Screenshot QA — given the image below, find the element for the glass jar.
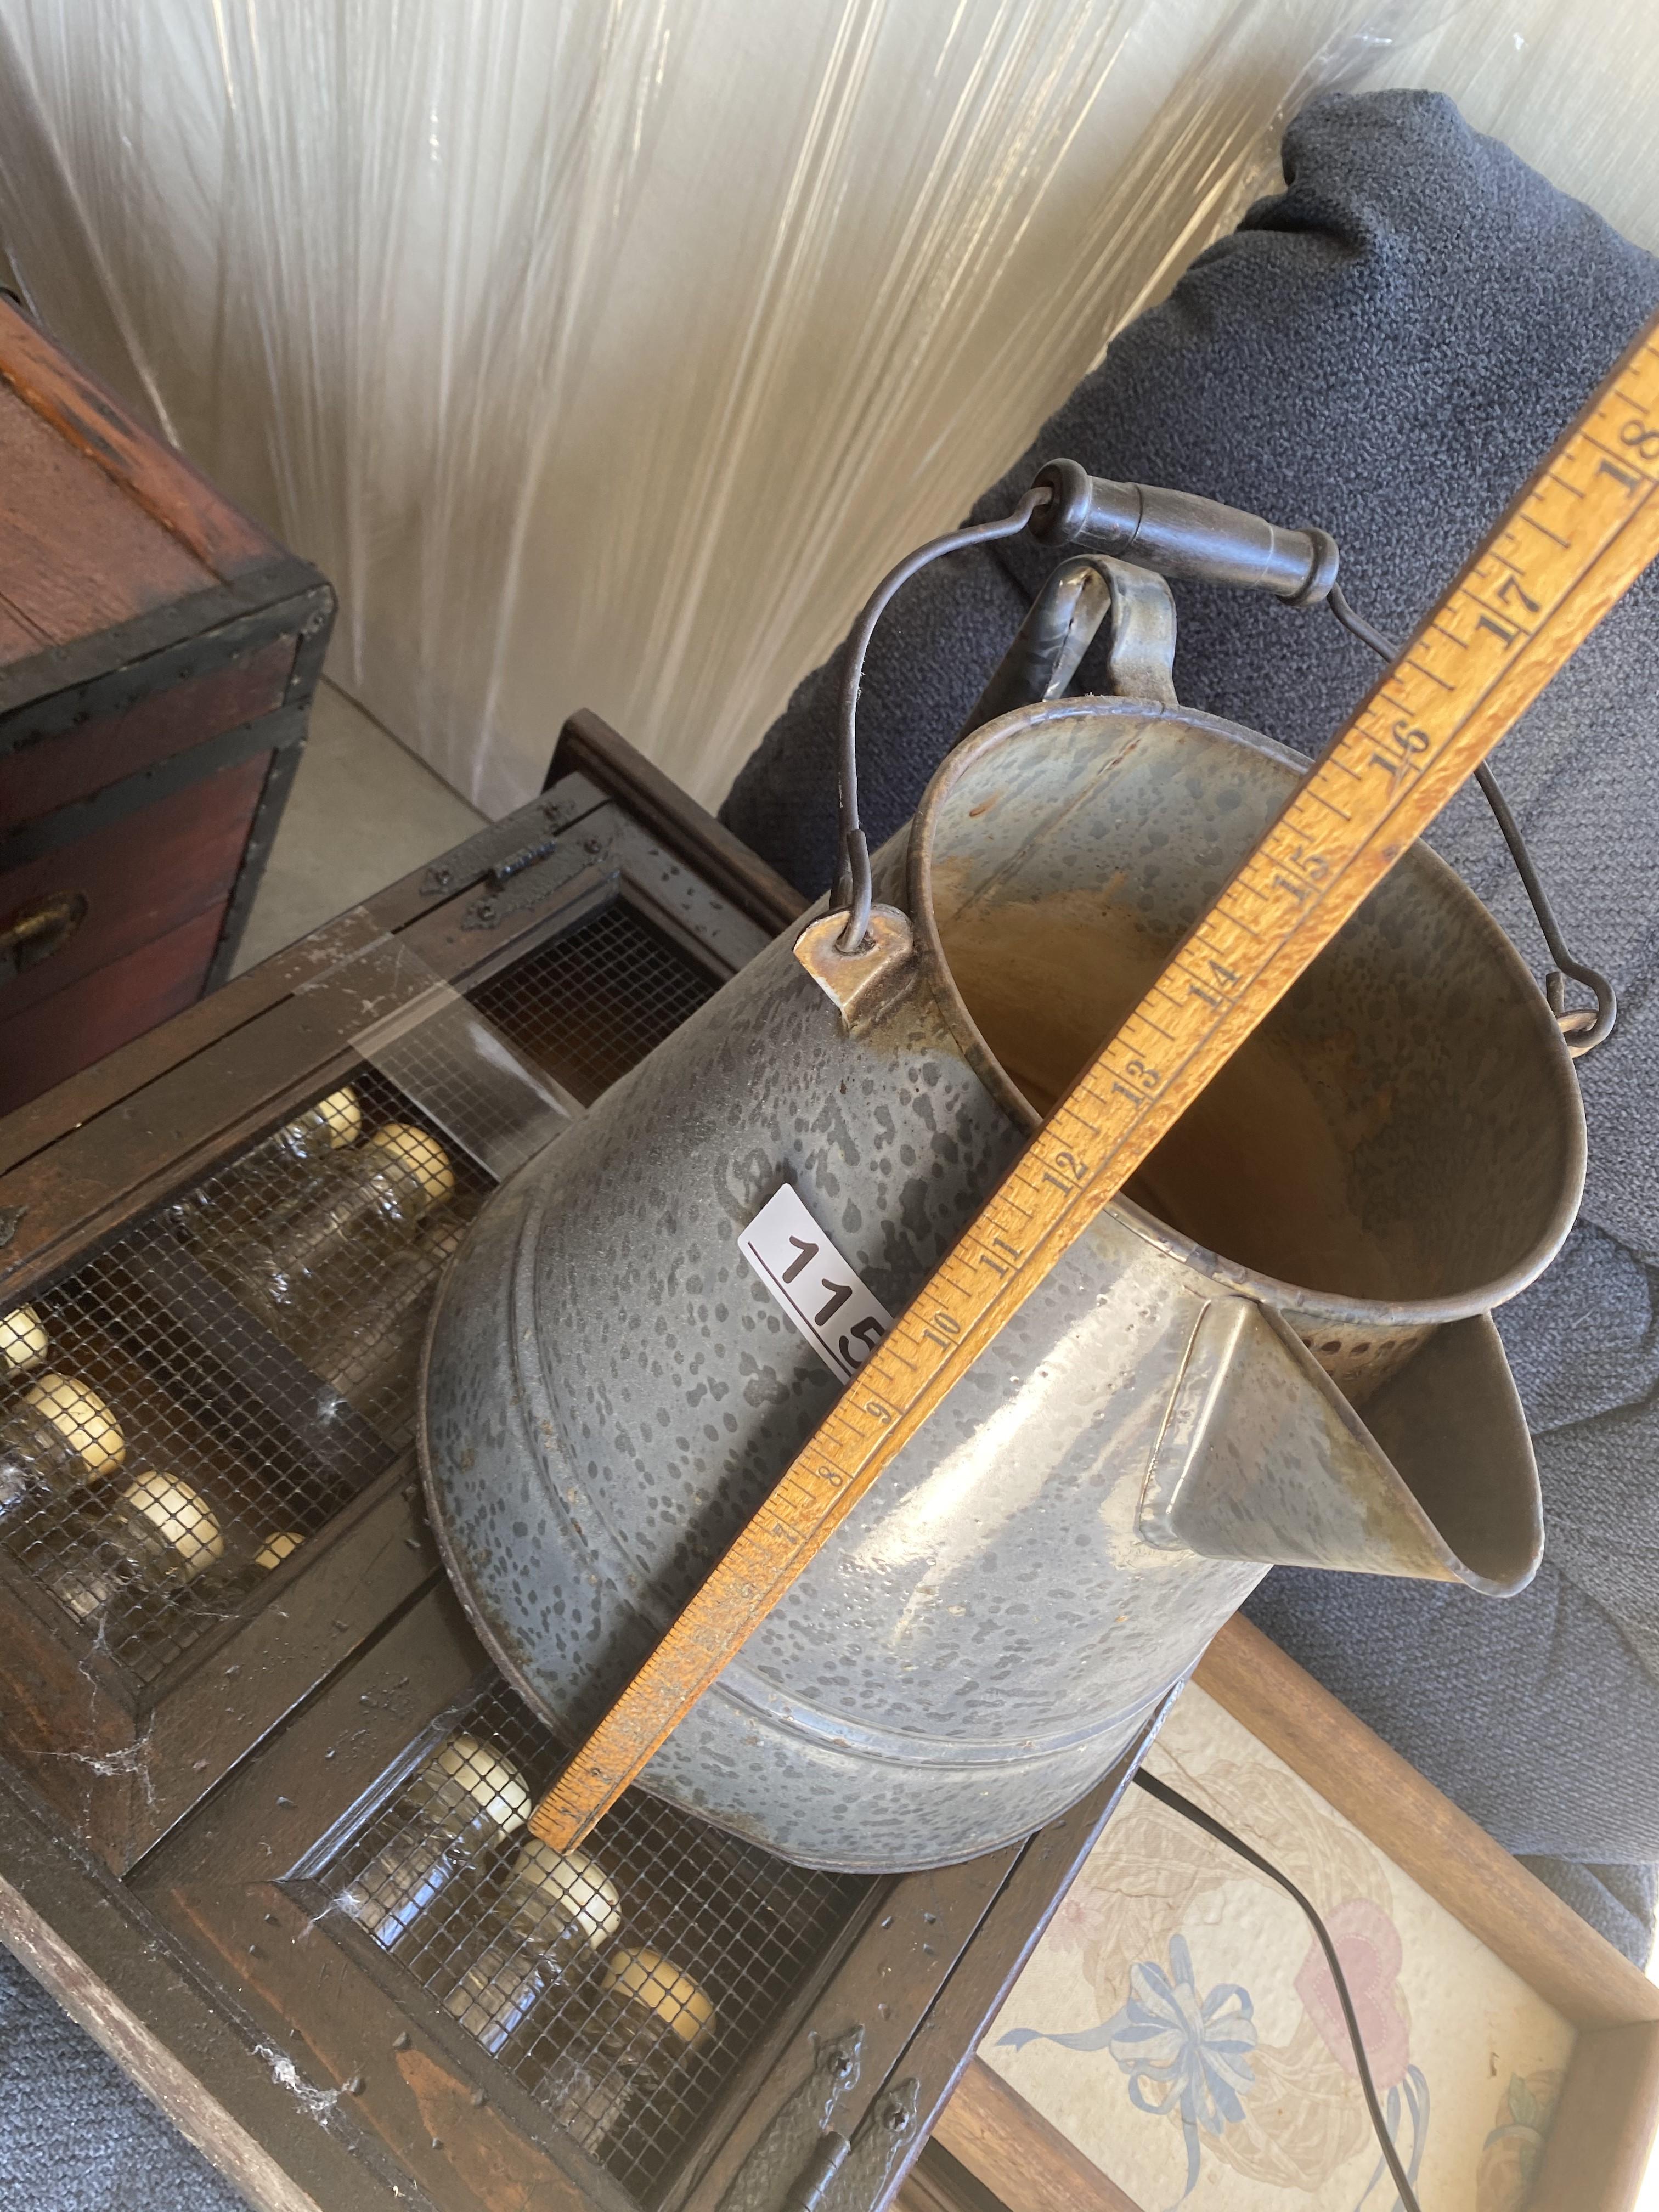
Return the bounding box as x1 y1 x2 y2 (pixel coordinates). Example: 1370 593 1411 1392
444 1841 621 2057
172 1086 363 1239
194 1527 306 1610
0 1373 125 1523
536 1947 715 2151
307 1216 465 1438
46 1472 223 1624
0 1306 48 1383
337 1732 529 1951
206 1123 456 1340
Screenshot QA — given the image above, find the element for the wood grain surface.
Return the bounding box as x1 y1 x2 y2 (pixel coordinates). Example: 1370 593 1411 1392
0 385 216 657
932 2060 1141 2212
1530 2020 1659 2212
0 294 275 580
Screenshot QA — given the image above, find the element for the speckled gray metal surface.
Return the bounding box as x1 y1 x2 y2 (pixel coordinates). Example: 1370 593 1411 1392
420 697 1581 1872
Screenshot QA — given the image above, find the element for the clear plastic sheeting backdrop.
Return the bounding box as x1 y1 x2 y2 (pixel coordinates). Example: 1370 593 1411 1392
1 0 1657 819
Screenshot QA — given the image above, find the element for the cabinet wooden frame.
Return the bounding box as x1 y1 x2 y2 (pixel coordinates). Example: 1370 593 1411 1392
125 1570 1164 2212
0 745 770 1874
0 712 1157 2212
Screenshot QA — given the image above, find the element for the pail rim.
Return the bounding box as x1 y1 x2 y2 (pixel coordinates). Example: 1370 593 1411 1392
906 694 1585 1331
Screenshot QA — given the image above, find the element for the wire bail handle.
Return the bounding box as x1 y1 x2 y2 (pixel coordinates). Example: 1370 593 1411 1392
826 458 1611 1052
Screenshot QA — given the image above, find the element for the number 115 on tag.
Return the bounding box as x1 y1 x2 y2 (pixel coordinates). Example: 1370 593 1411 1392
737 1184 895 1386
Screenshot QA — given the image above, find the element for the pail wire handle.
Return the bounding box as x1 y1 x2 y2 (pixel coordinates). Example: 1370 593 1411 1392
833 489 1048 953
833 466 1613 1053
1329 584 1616 1054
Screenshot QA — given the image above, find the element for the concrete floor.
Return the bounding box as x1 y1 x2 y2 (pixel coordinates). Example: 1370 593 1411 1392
233 678 487 975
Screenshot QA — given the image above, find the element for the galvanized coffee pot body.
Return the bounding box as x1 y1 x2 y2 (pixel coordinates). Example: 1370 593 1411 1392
421 692 1583 1872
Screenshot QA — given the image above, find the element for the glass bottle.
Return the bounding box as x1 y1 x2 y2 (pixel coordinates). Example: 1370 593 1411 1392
0 1373 125 1523
307 1216 465 1440
172 1086 363 1238
206 1122 456 1339
444 1841 621 2057
536 1947 716 2152
45 1471 223 1624
0 1305 47 1382
337 1732 529 1951
194 1527 307 1610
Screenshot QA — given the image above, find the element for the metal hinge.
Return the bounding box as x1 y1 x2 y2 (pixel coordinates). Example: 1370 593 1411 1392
781 2079 921 2212
716 2032 921 2212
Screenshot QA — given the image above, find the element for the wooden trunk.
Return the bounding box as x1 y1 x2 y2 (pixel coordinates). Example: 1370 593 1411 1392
0 295 334 1114
0 713 1139 2212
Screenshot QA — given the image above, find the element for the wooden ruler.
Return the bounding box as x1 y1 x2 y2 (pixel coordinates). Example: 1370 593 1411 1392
528 312 1659 1854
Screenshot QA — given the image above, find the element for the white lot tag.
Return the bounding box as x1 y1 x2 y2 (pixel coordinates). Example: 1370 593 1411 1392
738 1184 895 1385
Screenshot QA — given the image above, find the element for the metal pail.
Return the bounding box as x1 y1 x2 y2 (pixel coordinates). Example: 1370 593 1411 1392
420 694 1583 1871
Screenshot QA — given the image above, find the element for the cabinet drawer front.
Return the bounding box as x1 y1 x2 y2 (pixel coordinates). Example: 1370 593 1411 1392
0 638 296 826
0 901 231 1112
0 746 269 1023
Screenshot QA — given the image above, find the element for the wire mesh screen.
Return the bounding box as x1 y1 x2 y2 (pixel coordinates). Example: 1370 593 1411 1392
0 895 721 1690
469 901 719 1102
314 1681 870 2203
0 1069 492 1684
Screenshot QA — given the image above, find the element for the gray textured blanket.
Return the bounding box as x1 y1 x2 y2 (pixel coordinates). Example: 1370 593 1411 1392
724 89 1659 1964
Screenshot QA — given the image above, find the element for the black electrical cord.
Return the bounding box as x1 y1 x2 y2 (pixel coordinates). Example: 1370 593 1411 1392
1133 1767 1424 2212
1327 582 1615 1052
833 488 1048 953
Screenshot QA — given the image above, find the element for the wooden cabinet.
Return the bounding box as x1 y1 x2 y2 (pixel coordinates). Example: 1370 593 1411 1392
0 296 333 1113
0 714 1141 2212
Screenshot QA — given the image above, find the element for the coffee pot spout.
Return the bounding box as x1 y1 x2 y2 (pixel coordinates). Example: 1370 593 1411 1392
1137 1299 1542 1595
